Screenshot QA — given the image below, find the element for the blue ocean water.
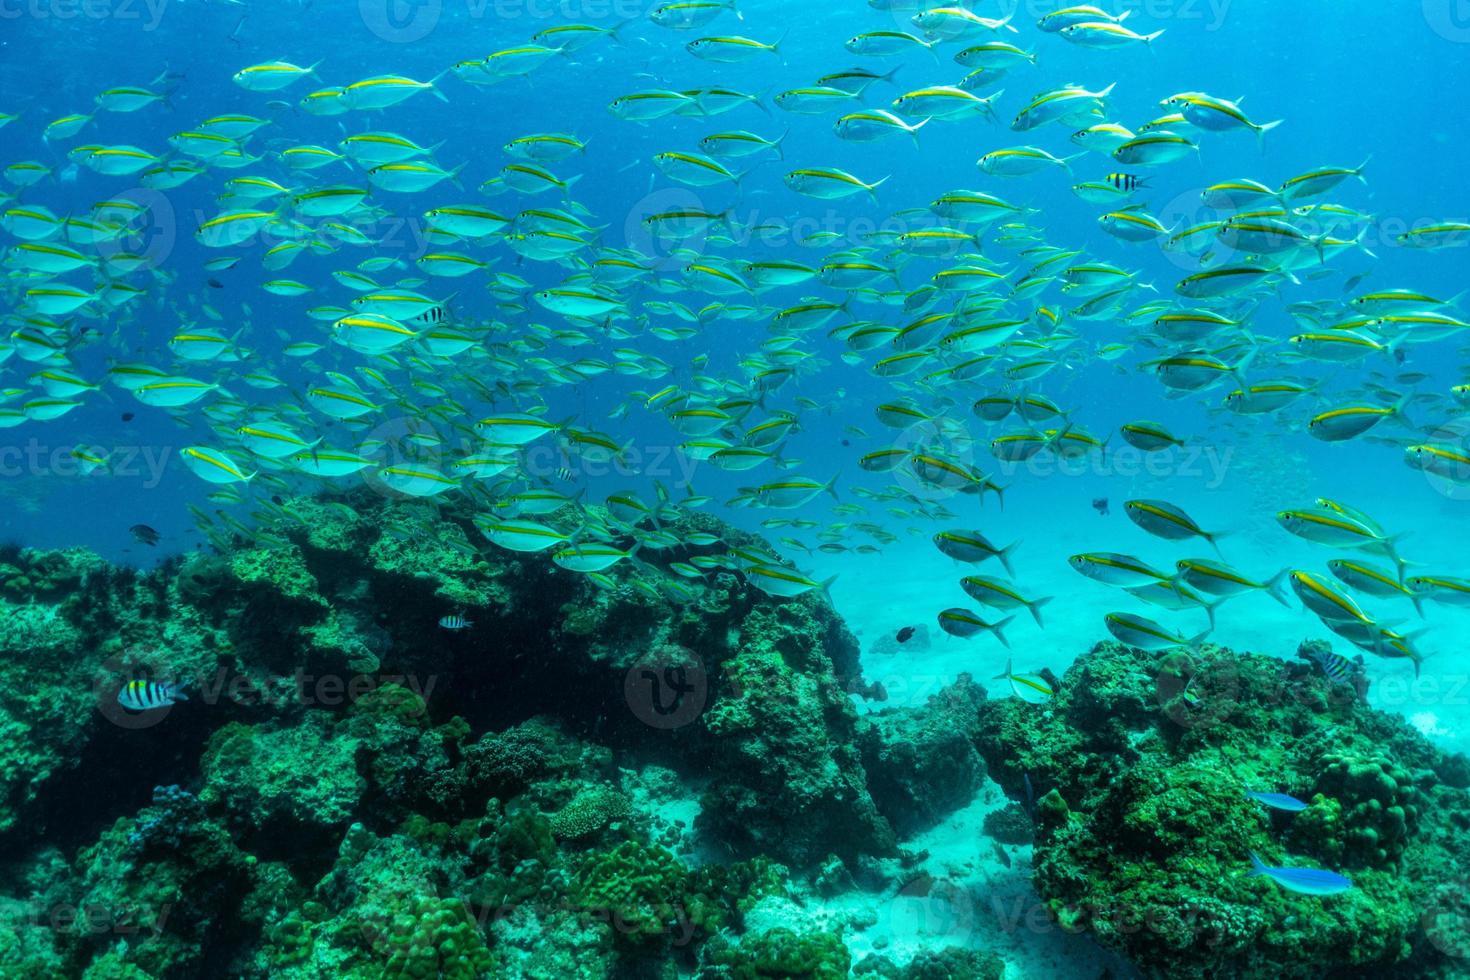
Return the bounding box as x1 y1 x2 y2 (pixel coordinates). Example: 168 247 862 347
4 1 1468 735
4 3 1470 974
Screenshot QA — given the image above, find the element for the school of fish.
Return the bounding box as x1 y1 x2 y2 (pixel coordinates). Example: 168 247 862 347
4 2 1470 769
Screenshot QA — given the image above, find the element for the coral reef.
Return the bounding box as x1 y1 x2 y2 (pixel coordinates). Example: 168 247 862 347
973 640 1470 979
0 492 920 978
6 491 1469 979
856 675 988 837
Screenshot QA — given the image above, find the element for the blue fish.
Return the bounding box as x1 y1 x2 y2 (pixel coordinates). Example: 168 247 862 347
1248 853 1352 896
118 680 187 712
1247 791 1309 811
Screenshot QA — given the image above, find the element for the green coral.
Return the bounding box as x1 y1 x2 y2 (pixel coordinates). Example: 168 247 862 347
698 926 850 980
372 895 494 979
570 840 719 948
700 605 897 866
0 495 916 978
972 640 1470 978
855 946 1005 980
228 543 327 607
548 784 631 840
200 715 364 838
856 675 987 836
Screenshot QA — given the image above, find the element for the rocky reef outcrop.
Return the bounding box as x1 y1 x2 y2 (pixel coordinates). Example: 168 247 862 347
973 640 1470 979
0 492 988 978
6 492 1469 979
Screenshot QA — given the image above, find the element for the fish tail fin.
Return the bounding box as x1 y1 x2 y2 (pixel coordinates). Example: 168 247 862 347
1382 532 1411 583
1229 347 1257 390
909 117 931 149
998 539 1020 576
1060 152 1085 174
1255 118 1283 150
881 65 902 84
993 658 1013 681
819 573 839 595
866 175 891 203
607 18 635 44
1265 568 1292 608
1411 591 1426 619
1247 852 1268 877
1352 225 1377 261
993 616 1016 648
825 470 842 500
987 481 1008 512
773 127 790 160
1144 29 1165 45
429 70 450 102
1187 627 1212 650
981 90 1004 124
1029 596 1053 629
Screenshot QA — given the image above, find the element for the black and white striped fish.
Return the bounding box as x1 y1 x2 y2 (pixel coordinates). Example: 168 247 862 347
409 305 450 326
118 680 187 711
438 613 473 630
1306 648 1363 685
